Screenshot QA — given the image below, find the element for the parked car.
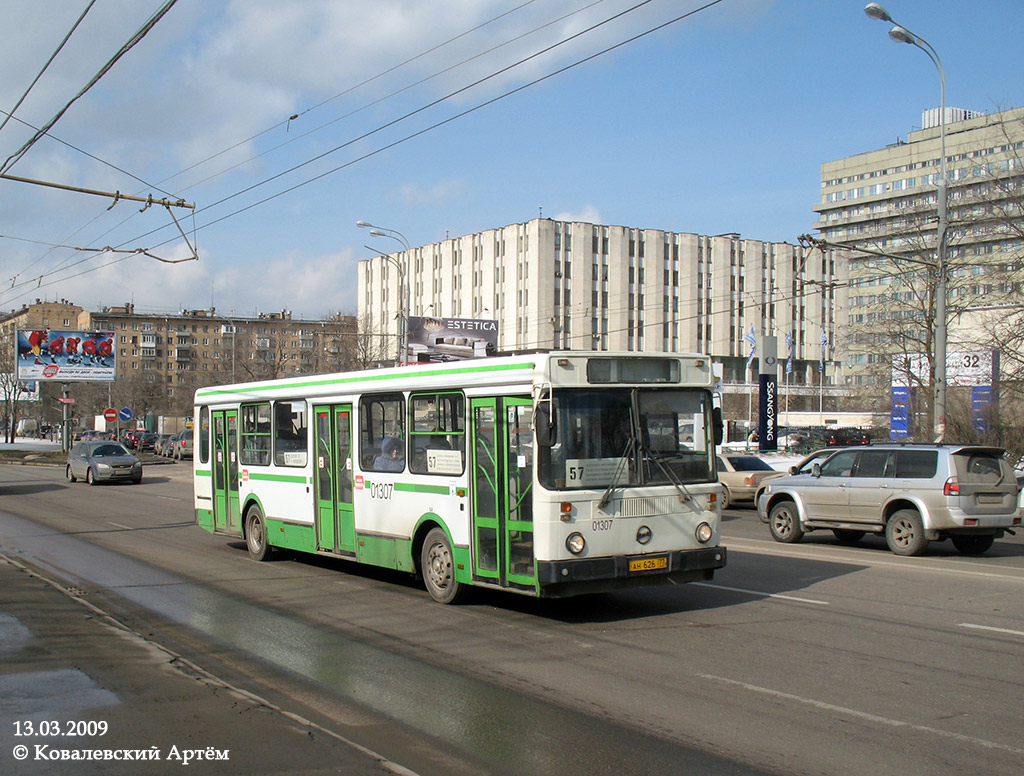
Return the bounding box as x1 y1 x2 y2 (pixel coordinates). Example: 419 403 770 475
136 432 159 452
154 433 172 456
163 432 181 457
825 428 872 446
173 428 194 460
758 444 1022 556
66 440 142 485
121 429 142 449
716 454 786 510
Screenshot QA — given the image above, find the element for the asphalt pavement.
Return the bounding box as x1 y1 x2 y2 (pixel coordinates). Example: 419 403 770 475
0 518 404 776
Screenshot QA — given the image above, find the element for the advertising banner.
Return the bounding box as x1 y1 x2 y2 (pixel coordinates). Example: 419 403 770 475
16 330 116 382
890 386 912 440
758 335 778 452
407 317 498 362
971 386 995 434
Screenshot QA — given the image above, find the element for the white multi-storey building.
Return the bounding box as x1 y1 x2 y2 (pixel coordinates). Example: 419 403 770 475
813 106 1024 388
357 218 845 388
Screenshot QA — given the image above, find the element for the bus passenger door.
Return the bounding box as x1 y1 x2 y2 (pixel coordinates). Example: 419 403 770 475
504 399 535 587
470 399 501 582
470 397 536 590
212 410 240 534
314 404 355 555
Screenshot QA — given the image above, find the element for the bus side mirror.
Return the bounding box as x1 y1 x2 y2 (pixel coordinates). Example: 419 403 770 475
712 406 724 447
535 404 556 447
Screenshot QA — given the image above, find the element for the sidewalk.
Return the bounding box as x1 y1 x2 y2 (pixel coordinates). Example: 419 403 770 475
0 555 398 775
0 437 63 452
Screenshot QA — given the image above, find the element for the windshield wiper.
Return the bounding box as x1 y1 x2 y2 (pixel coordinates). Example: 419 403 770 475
598 434 636 511
640 445 698 509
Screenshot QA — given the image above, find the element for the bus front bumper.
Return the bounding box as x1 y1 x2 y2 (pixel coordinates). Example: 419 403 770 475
535 546 727 598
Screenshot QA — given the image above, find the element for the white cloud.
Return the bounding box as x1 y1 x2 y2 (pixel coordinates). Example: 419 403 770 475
553 205 602 224
32 245 362 320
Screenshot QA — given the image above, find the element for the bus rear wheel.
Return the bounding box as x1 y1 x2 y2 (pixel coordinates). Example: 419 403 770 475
421 527 466 604
245 505 276 561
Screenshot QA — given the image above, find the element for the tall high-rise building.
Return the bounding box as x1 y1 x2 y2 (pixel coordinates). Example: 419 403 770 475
357 219 844 387
813 106 1024 388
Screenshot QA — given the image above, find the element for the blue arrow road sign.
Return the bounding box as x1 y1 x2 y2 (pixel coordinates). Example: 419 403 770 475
118 407 133 422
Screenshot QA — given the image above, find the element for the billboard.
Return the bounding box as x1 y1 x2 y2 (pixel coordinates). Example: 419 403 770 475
891 351 998 387
16 329 116 382
407 317 498 362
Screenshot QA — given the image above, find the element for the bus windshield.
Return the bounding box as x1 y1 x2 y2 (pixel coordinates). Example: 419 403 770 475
537 388 715 490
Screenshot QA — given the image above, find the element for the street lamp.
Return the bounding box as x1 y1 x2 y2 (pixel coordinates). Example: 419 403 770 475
865 2 948 441
357 221 412 366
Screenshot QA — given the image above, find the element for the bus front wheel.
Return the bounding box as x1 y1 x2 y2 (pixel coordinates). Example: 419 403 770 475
421 527 466 604
245 505 276 562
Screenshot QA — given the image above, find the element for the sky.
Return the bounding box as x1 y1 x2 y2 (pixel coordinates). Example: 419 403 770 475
2 0 1023 321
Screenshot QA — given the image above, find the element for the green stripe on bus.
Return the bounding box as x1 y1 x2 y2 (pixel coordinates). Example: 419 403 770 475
195 359 535 399
362 480 451 496
247 471 308 484
396 482 450 495
196 469 212 478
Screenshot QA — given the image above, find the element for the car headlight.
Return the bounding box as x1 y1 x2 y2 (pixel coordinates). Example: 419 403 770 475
565 532 586 555
695 522 713 544
96 463 111 472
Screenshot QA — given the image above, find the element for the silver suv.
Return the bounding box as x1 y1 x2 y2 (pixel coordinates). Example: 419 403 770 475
758 444 1021 556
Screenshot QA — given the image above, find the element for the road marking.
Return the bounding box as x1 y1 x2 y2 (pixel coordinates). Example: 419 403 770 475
701 673 1024 755
692 582 829 605
108 522 132 530
959 622 1024 638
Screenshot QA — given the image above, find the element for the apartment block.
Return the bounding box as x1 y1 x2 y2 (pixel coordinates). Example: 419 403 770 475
1 300 357 406
357 218 845 386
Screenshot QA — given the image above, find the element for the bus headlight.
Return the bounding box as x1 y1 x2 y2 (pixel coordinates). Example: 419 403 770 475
566 532 586 555
695 522 713 544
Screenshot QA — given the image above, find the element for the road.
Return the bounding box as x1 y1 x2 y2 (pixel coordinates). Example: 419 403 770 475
1 461 1022 775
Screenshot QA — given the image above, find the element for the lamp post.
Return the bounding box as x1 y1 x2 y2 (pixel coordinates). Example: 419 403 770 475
357 221 412 367
865 2 948 441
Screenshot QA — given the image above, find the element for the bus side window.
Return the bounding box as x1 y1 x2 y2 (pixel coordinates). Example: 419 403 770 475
273 400 308 466
360 394 405 472
240 402 272 466
409 391 465 475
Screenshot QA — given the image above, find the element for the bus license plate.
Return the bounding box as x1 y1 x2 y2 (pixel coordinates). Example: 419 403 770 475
629 556 668 573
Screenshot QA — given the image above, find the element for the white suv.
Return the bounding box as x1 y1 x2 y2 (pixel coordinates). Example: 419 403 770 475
757 444 1021 556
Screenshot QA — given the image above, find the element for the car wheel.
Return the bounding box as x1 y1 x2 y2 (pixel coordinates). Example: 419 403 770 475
832 529 865 545
86 468 97 486
66 465 77 483
885 509 928 556
951 534 994 555
768 501 803 544
245 505 276 561
720 486 731 511
420 527 467 604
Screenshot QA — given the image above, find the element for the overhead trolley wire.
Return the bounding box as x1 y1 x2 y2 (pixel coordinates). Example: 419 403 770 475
174 0 610 195
0 0 560 301
157 0 547 191
4 0 726 304
1 0 180 174
0 0 97 142
141 0 724 247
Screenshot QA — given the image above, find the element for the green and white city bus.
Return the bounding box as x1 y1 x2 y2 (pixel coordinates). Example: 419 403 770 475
193 351 726 603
